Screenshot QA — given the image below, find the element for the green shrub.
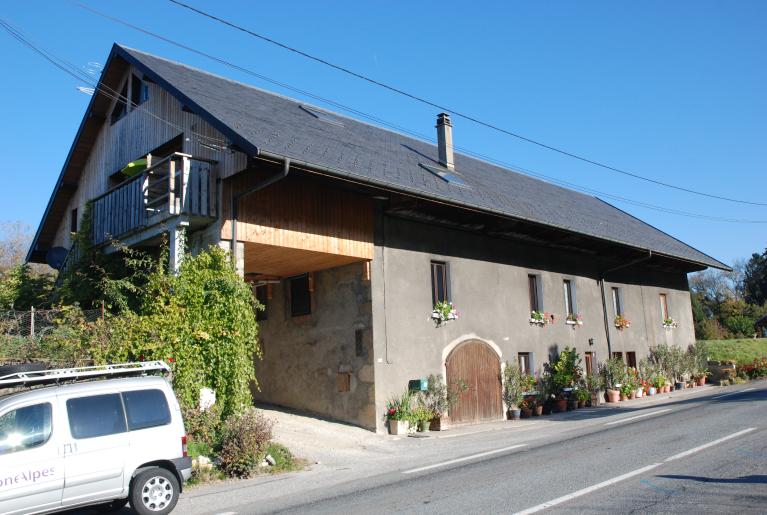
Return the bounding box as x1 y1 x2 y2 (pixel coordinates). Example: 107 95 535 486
218 408 273 478
266 442 303 473
182 404 222 451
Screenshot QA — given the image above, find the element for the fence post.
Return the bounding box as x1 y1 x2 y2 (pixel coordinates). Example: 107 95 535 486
30 306 35 338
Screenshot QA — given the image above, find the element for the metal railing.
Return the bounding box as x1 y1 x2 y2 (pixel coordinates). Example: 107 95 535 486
91 153 216 246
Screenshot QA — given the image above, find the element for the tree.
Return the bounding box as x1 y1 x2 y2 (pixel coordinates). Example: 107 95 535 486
0 264 54 310
743 248 767 306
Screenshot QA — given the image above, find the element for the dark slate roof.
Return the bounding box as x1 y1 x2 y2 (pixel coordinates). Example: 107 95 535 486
112 46 728 269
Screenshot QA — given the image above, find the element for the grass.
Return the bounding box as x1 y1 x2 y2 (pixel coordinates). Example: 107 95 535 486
699 338 767 365
265 442 305 474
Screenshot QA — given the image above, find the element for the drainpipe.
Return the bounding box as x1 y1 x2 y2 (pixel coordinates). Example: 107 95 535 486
230 154 291 269
599 250 653 358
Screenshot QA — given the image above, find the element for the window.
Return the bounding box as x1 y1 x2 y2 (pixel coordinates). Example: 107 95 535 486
0 403 52 455
612 352 624 361
122 389 171 431
659 294 669 320
130 74 149 107
66 394 126 439
584 352 595 375
255 285 268 322
626 352 637 369
70 208 78 234
110 80 128 124
431 261 451 305
289 274 311 317
612 287 623 316
518 352 533 375
528 274 542 312
563 280 575 316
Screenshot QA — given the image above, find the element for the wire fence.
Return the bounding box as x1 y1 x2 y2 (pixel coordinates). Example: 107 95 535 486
0 307 104 338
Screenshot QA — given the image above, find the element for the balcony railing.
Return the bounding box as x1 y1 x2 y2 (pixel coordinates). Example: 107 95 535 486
91 153 216 246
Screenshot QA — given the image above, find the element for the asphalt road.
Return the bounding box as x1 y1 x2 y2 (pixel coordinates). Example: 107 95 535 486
75 381 766 515
219 382 767 514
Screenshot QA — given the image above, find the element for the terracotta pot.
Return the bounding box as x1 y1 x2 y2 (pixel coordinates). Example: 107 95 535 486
534 405 543 416
521 408 533 419
554 399 568 412
429 416 447 431
697 376 706 386
620 393 629 401
629 391 636 400
606 390 620 403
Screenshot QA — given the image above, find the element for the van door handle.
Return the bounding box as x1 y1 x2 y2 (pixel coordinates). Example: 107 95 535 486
64 443 77 455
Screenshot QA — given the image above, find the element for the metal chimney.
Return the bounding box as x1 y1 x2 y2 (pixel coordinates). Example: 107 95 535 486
436 113 455 170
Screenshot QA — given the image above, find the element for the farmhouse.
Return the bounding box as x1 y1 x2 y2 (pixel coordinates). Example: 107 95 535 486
28 45 729 432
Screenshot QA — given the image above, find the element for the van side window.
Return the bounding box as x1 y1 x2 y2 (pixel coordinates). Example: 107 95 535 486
0 403 52 455
122 389 171 431
66 394 127 439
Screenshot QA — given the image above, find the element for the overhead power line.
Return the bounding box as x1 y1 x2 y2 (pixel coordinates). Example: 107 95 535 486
166 0 767 208
4 15 766 224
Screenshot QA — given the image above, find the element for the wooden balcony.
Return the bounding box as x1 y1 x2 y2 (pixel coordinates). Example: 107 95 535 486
90 153 216 248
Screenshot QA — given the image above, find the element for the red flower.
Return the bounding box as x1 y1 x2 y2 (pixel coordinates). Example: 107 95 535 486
167 357 175 363
139 355 145 362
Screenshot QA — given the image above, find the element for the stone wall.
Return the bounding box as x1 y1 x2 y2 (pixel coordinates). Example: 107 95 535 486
252 262 376 429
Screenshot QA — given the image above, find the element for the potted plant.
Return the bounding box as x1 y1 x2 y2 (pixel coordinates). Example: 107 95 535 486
600 357 626 403
410 405 433 433
529 310 552 326
662 317 678 329
533 392 545 416
614 314 631 330
417 374 467 431
520 399 534 418
385 392 411 435
432 301 459 326
585 371 603 407
503 362 525 420
575 387 590 408
619 382 633 401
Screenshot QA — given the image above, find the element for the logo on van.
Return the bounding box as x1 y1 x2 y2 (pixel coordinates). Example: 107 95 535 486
0 467 56 489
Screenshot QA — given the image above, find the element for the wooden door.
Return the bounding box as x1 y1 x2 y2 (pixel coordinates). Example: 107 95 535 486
446 340 503 424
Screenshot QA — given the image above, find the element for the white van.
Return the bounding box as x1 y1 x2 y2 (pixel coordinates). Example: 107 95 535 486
0 362 191 515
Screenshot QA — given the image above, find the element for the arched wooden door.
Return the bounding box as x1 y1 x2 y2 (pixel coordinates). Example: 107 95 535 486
446 340 503 424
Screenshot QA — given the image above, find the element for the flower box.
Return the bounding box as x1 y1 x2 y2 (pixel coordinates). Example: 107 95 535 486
662 317 678 329
388 419 409 435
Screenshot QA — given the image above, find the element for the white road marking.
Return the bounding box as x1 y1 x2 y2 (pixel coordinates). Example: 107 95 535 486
401 444 526 474
604 408 672 426
712 387 756 400
437 422 539 439
513 463 662 514
665 427 757 462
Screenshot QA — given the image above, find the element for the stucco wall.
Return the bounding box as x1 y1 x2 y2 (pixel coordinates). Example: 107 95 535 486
252 262 376 429
371 215 695 432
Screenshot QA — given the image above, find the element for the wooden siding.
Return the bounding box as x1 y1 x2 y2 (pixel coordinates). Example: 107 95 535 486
222 174 374 261
51 65 247 249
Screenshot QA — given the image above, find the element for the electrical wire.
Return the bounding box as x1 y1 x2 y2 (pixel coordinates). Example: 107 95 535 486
3 16 766 224
166 0 767 208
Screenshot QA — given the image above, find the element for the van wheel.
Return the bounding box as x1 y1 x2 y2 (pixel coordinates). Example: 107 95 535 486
130 468 179 515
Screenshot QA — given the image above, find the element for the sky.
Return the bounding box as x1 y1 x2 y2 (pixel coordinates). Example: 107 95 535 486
1 1 765 267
